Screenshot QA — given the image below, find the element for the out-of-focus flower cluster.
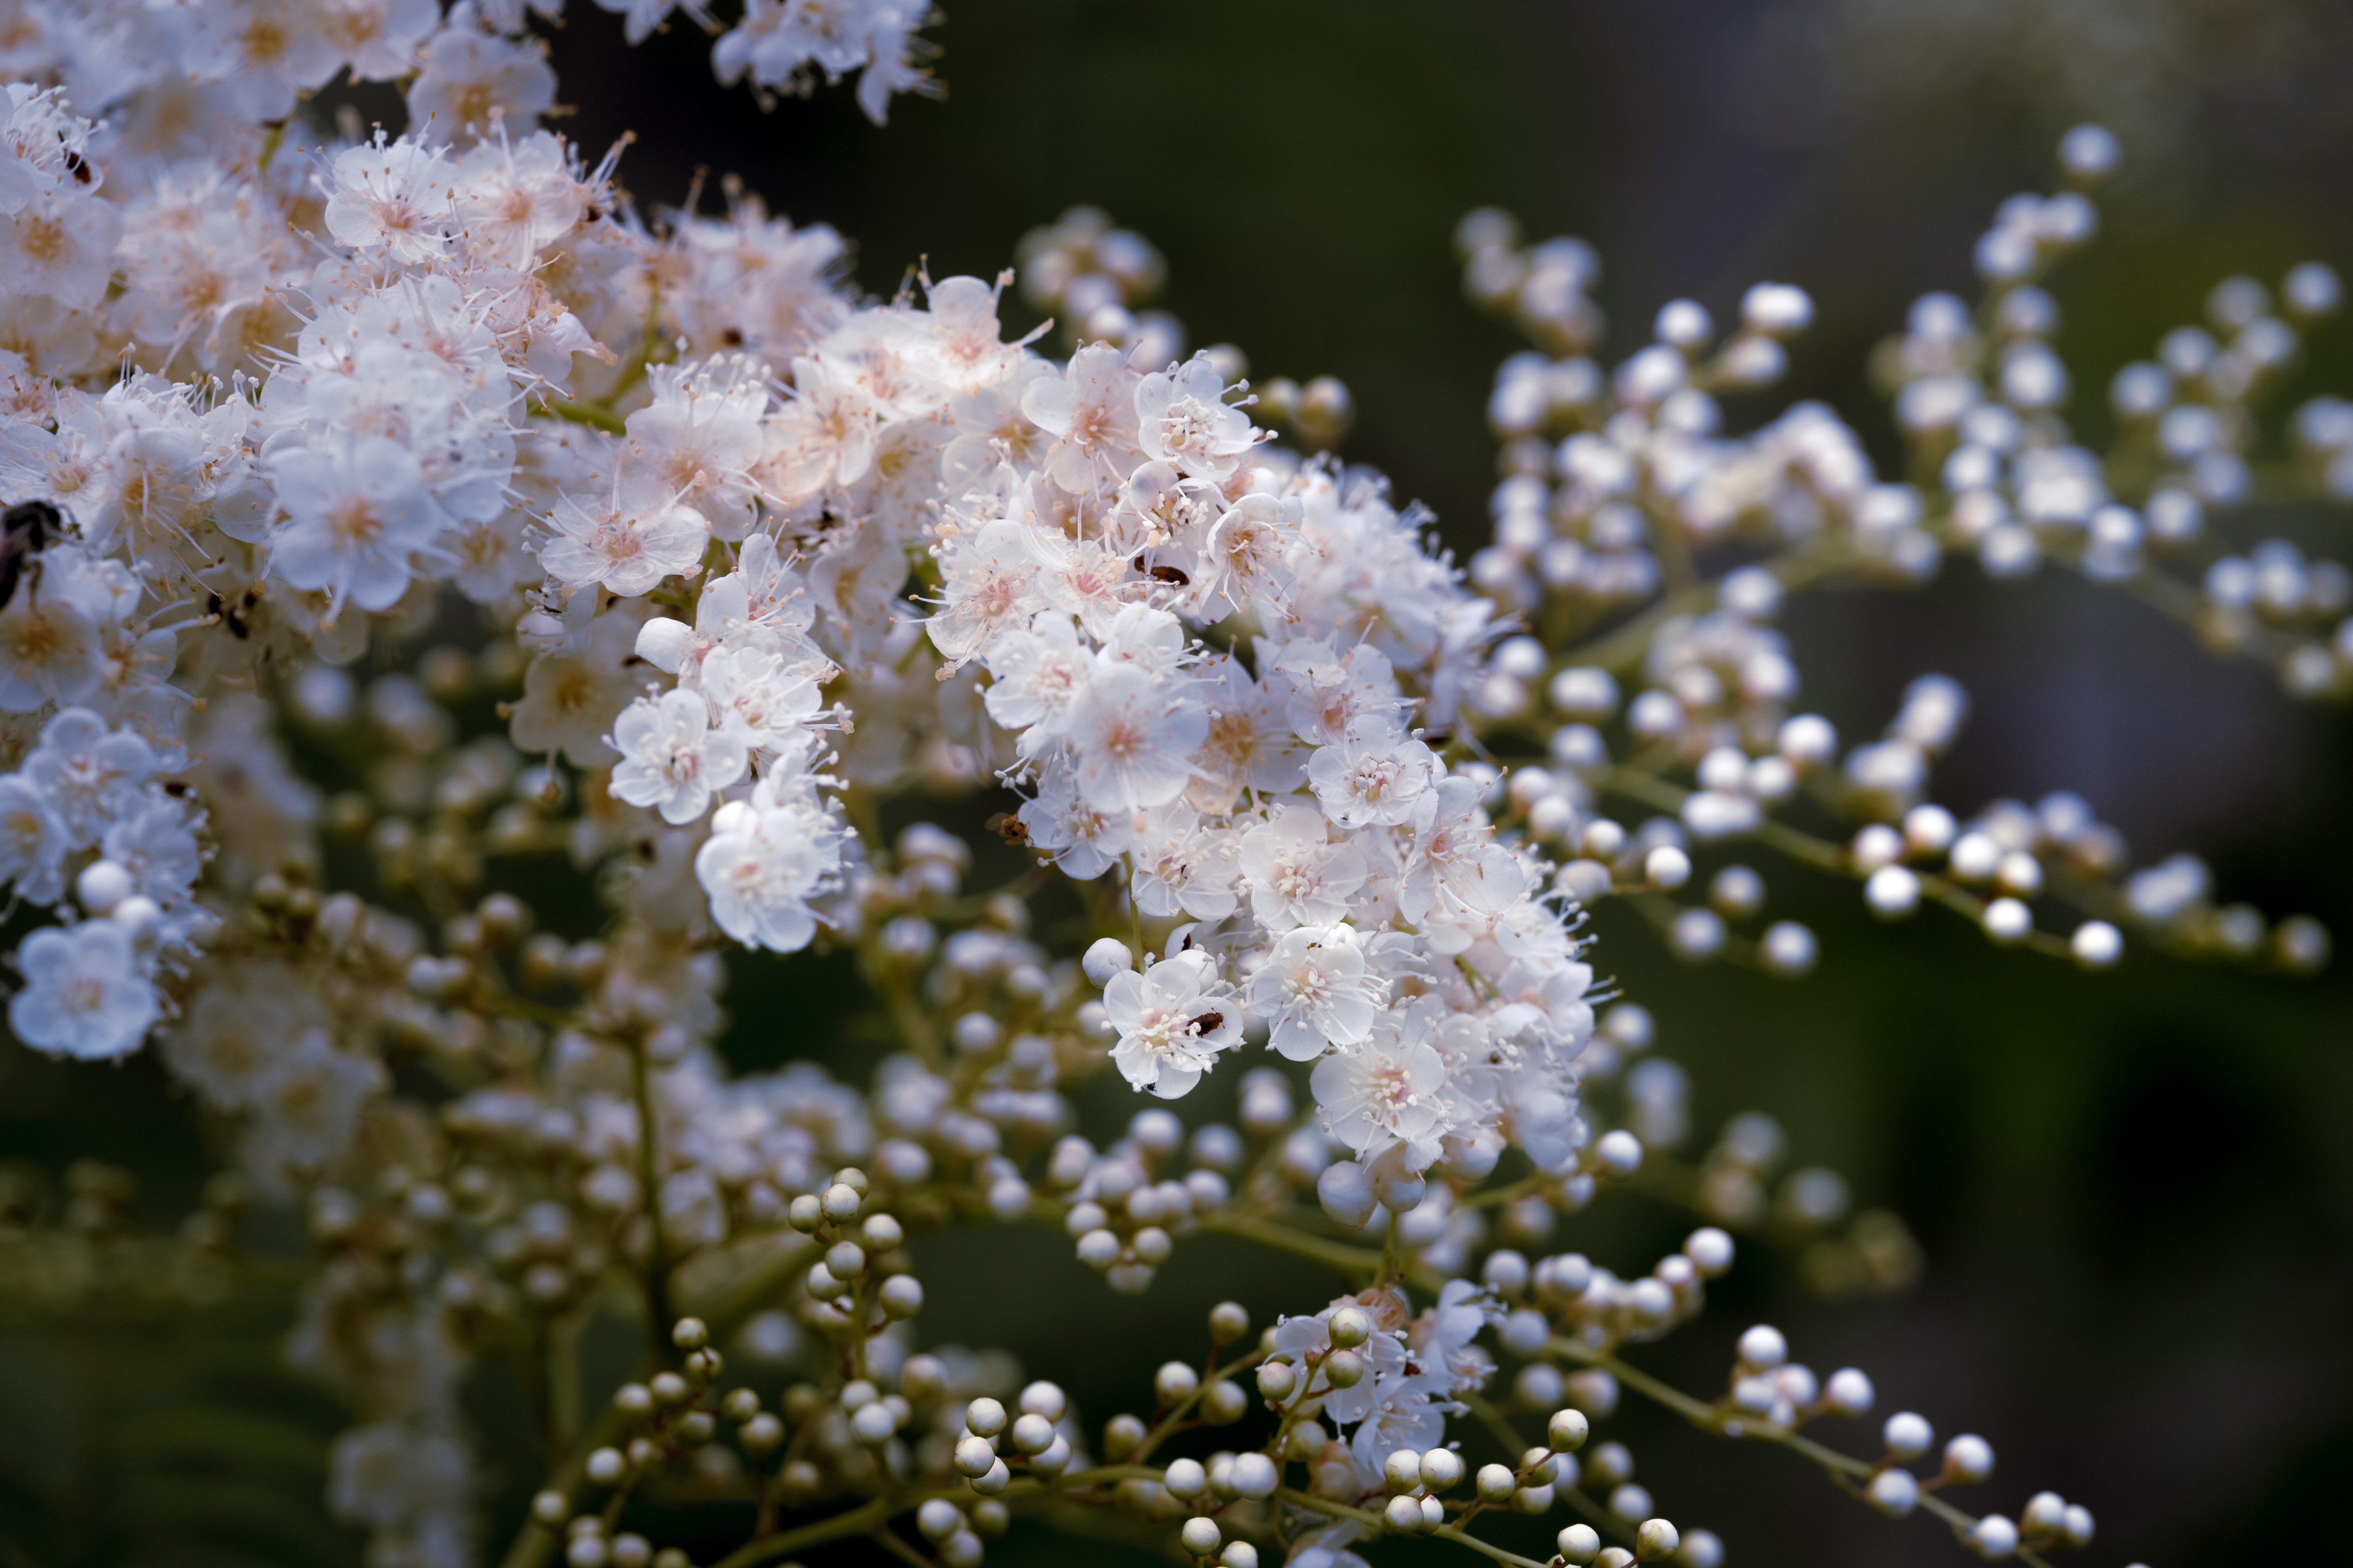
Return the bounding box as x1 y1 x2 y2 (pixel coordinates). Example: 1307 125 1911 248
0 13 2333 1568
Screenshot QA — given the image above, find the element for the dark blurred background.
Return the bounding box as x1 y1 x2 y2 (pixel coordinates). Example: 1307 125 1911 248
7 2 2353 1565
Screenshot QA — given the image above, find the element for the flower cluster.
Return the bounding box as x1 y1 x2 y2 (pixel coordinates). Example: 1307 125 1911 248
0 14 2339 1568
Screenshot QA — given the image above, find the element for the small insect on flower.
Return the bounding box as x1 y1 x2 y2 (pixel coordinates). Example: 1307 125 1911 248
0 500 65 614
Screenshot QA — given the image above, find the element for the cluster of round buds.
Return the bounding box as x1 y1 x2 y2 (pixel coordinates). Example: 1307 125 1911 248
1015 205 1179 360
1457 208 1606 356
1554 1515 1715 1568
913 1493 1010 1567
1498 1227 1731 1372
2197 535 2353 698
1473 1405 1590 1519
789 1171 925 1336
560 1319 732 1564
1055 1100 1248 1292
955 1381 1078 1497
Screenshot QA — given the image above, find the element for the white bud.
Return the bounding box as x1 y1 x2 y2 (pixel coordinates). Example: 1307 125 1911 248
1967 1515 2019 1559
1645 845 1691 890
1883 1411 1933 1460
1227 1453 1277 1500
1683 1227 1734 1277
1082 937 1135 984
1866 1467 1918 1517
1736 1324 1786 1369
1943 1434 1995 1484
1179 1516 1222 1557
1557 1523 1602 1565
1823 1368 1874 1415
965 1398 1007 1437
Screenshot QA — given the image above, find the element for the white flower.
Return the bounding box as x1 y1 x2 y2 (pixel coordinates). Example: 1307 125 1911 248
1311 1019 1449 1165
695 777 848 953
1307 718 1438 828
1246 925 1384 1062
21 707 156 845
539 479 711 598
7 919 156 1060
0 774 70 903
0 573 104 712
609 687 749 824
1015 771 1136 880
408 23 559 138
1102 949 1241 1099
246 1032 388 1177
1020 343 1138 493
1133 353 1256 478
322 133 458 263
698 644 824 759
1058 661 1204 814
1236 801 1367 931
510 609 646 768
267 438 455 616
980 609 1091 737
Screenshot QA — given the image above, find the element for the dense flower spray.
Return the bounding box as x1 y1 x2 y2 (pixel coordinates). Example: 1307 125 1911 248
0 9 2340 1568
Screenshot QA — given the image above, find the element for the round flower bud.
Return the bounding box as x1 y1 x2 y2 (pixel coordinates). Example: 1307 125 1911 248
1421 1447 1465 1492
2020 1492 2066 1535
1823 1368 1874 1416
917 1499 963 1542
1883 1412 1933 1461
1476 1462 1517 1503
1164 1458 1207 1499
72 860 131 914
1256 1362 1298 1402
1228 1453 1278 1500
1683 1227 1734 1277
1316 1160 1378 1226
1865 866 1921 918
1383 1448 1423 1493
941 1531 983 1568
1180 1516 1222 1557
1942 1434 1995 1484
567 1538 608 1568
788 1194 824 1233
1323 1349 1365 1388
1511 1483 1555 1515
1736 1324 1787 1369
1082 937 1135 985
1155 1362 1201 1406
585 1447 625 1486
1200 1380 1247 1424
530 1491 568 1526
1548 1408 1591 1453
861 1214 904 1252
820 1184 862 1222
1594 1129 1644 1177
1635 1519 1680 1561
1966 1515 2019 1559
1010 1412 1056 1454
2071 920 2122 968
650 1372 689 1406
826 1241 867 1279
1076 1229 1121 1270
2061 1504 2094 1547
1221 1545 1259 1568
880 1274 924 1319
970 1458 1010 1496
742 1413 783 1454
1209 1301 1251 1343
953 1435 997 1477
1760 921 1818 976
1865 1468 1918 1517
1558 1523 1603 1565
1384 1494 1424 1532
1020 1382 1067 1420
1645 845 1692 890
1328 1306 1372 1349
853 1401 898 1444
1679 1528 1723 1568
965 1397 1008 1437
